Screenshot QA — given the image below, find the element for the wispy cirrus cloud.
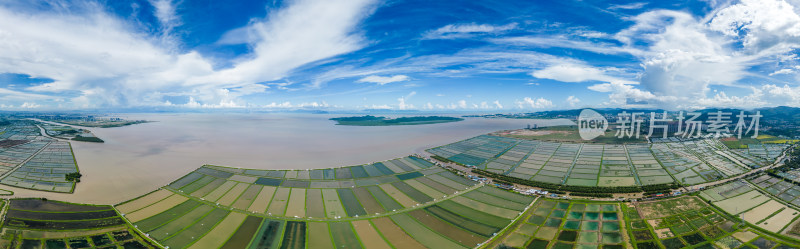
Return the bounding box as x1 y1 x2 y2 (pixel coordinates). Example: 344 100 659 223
423 23 517 39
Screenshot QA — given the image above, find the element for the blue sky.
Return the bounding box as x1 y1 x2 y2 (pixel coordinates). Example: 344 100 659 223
1 0 800 111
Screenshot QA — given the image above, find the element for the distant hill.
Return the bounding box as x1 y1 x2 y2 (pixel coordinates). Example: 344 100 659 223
469 106 800 137
330 115 463 126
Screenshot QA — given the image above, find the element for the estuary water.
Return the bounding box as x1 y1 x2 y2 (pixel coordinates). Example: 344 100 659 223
8 113 572 204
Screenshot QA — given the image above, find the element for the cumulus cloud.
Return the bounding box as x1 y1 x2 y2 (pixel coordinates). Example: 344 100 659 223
574 0 800 108
493 100 503 109
515 97 554 109
397 91 416 110
20 102 41 108
357 75 410 85
708 0 800 52
566 96 581 107
457 100 467 109
423 23 517 39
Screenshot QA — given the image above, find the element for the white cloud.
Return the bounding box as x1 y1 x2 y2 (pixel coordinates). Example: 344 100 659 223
515 97 554 109
769 68 795 75
694 88 768 109
457 100 467 109
423 23 517 39
531 63 636 84
614 10 747 98
608 2 648 10
566 96 581 107
356 75 410 85
762 84 800 106
709 0 800 52
493 100 503 109
264 101 293 108
365 104 392 109
297 101 330 108
148 0 181 43
20 102 41 108
0 0 377 108
395 91 417 110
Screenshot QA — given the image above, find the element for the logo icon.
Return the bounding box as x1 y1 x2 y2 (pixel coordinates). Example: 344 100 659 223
578 109 607 140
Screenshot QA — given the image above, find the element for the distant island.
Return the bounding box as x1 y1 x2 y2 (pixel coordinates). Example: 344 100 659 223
330 115 464 126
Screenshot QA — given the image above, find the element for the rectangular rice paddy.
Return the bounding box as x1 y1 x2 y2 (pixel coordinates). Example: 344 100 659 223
161 208 230 249
371 217 427 249
169 172 205 189
220 216 263 249
407 209 487 247
322 189 347 218
284 188 306 218
426 174 468 190
305 188 325 218
390 213 467 249
330 221 361 249
148 205 215 240
451 196 519 219
462 190 528 211
331 168 349 180
266 187 290 216
353 187 384 214
280 221 306 249
133 199 203 232
374 163 395 175
436 200 510 228
351 166 369 178
125 194 189 222
351 220 392 249
337 188 367 217
231 185 262 210
247 186 276 213
423 205 502 237
381 161 405 173
307 222 335 249
186 212 247 249
228 174 257 184
249 219 284 249
363 164 384 177
216 182 249 206
189 178 226 198
379 183 417 207
391 181 433 203
323 168 335 180
415 176 458 195
405 179 446 199
367 185 403 211
116 189 174 214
